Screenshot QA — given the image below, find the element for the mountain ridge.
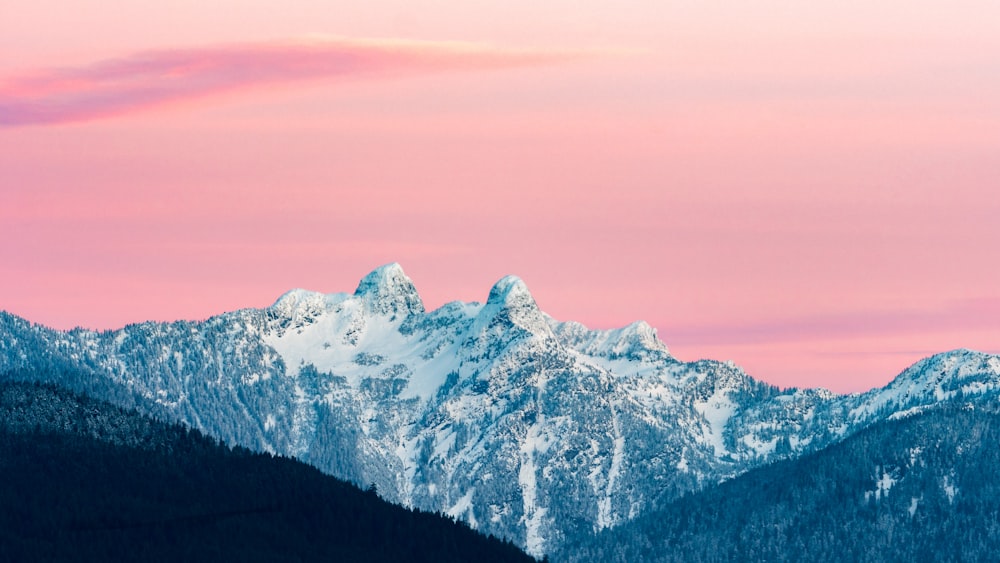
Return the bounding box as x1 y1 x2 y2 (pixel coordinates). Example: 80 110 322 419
0 380 535 563
560 397 1000 562
1 263 997 557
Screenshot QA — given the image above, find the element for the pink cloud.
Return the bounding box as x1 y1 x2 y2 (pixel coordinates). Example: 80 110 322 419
0 37 579 126
662 298 1000 347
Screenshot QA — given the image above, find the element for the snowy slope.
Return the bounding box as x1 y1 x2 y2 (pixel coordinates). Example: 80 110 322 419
1 263 998 557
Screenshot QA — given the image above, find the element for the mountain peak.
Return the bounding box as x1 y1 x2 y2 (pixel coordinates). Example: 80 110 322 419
270 288 337 317
486 275 534 308
478 274 553 337
354 263 425 317
620 320 671 353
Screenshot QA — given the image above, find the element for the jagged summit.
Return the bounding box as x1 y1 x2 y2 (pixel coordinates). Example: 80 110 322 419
487 275 535 308
268 264 424 322
618 320 671 355
549 319 671 361
270 288 342 318
354 263 425 317
622 320 659 340
477 274 554 338
272 288 327 306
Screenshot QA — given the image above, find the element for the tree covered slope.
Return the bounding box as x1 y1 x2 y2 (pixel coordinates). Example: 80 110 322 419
560 400 1000 562
0 381 534 563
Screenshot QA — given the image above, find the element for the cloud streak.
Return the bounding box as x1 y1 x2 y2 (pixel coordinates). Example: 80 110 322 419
0 37 581 126
664 298 1000 347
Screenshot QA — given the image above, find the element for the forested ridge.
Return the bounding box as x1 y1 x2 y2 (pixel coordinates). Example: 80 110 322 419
0 381 534 563
560 399 1000 562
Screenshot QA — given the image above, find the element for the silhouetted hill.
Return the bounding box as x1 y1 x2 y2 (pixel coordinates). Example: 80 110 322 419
0 381 534 563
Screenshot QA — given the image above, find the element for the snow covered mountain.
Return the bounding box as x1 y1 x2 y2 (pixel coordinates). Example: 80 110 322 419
1 263 998 557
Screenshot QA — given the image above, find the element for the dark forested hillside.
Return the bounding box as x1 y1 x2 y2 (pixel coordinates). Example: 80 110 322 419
560 400 1000 562
0 381 534 563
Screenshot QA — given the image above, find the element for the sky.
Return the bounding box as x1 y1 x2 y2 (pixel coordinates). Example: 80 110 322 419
2 1 998 392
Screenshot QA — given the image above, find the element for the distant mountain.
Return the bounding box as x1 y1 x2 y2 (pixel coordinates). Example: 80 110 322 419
1 263 998 557
0 380 533 563
558 399 1000 562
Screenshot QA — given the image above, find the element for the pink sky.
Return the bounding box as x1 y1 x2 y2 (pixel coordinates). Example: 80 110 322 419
2 1 998 392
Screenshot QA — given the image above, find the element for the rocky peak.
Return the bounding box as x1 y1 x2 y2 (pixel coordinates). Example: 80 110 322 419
610 321 672 360
353 263 426 318
479 275 552 337
486 275 534 308
269 289 341 330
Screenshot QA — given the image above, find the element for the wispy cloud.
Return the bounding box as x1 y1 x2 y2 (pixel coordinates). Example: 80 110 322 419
0 37 582 126
664 298 1000 346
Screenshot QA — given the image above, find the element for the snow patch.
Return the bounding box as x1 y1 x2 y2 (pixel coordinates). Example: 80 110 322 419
489 503 510 524
869 467 896 501
694 389 736 457
942 475 958 503
596 402 625 530
741 434 778 457
519 415 549 558
447 489 478 528
433 427 457 461
395 433 421 504
889 405 931 420
676 452 689 472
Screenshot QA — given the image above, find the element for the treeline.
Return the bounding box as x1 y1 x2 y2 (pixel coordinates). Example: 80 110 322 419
0 381 533 563
559 400 1000 562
